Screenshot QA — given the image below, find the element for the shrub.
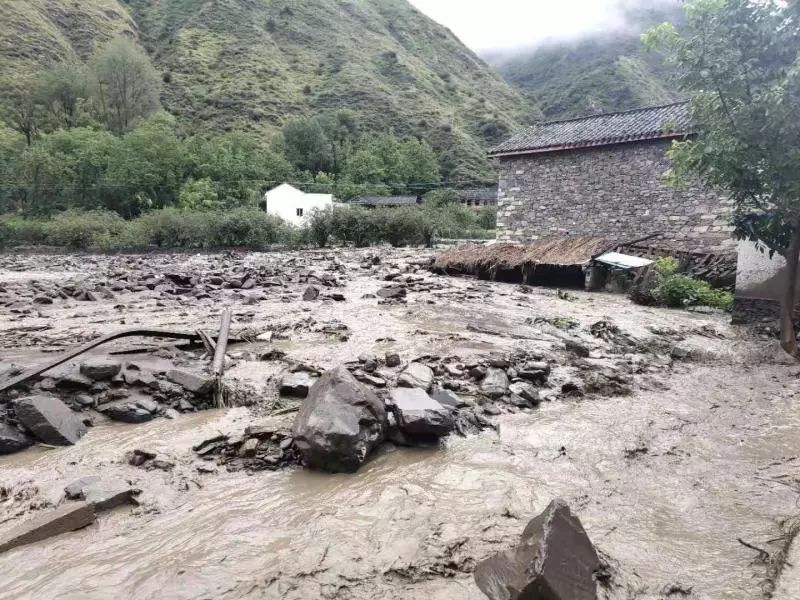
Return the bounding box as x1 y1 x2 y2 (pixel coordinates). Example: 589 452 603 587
329 205 378 247
206 208 288 248
0 216 48 247
43 210 126 250
657 275 733 310
306 206 334 247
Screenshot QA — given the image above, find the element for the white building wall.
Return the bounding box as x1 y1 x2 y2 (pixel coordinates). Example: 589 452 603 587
264 184 333 226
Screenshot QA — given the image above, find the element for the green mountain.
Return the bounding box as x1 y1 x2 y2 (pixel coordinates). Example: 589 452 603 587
0 0 537 181
486 1 684 120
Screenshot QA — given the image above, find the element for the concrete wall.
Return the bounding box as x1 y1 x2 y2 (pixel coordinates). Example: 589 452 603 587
264 184 333 226
495 139 735 253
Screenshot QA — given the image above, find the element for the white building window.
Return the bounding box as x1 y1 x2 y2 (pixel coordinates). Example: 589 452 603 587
296 208 304 217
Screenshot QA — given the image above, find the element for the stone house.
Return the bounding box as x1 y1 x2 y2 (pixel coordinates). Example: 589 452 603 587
489 102 735 254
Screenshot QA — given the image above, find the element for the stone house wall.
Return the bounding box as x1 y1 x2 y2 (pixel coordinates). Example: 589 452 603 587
495 139 735 253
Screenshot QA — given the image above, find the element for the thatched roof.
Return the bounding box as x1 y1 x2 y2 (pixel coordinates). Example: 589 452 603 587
434 237 612 272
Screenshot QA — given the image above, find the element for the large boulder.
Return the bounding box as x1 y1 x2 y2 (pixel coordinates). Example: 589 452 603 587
390 388 453 437
397 362 434 391
292 366 387 473
167 370 215 395
0 423 33 455
474 499 600 600
15 396 87 445
65 476 136 511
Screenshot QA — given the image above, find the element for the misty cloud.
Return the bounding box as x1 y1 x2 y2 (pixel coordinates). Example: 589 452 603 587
408 0 682 53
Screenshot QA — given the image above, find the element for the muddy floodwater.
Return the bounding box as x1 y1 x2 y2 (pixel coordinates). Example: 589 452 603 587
0 248 798 600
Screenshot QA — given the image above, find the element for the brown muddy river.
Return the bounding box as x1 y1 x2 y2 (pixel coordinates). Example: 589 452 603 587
0 249 798 599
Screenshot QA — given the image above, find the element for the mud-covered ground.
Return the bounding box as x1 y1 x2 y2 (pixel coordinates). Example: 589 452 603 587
0 248 799 600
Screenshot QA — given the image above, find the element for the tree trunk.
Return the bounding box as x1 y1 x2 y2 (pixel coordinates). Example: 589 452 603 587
780 217 800 359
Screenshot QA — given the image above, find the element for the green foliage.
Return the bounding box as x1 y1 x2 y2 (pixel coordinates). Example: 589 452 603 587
657 274 733 310
632 255 732 311
178 178 221 211
92 37 161 134
42 209 125 249
644 0 800 255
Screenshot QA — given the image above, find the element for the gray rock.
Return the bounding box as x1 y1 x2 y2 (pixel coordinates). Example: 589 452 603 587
303 285 320 301
32 295 53 305
54 372 94 390
292 366 387 473
167 370 215 395
430 386 463 409
474 499 600 600
15 395 87 445
518 361 550 384
377 285 407 299
481 368 509 399
79 358 121 381
0 503 96 555
385 352 401 368
279 371 318 398
390 388 453 437
65 477 135 511
123 369 158 389
65 476 102 499
135 397 159 414
508 382 541 406
100 401 156 424
397 362 434 390
0 423 33 454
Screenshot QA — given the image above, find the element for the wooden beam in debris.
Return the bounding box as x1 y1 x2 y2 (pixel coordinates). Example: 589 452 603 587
212 308 233 408
0 328 240 396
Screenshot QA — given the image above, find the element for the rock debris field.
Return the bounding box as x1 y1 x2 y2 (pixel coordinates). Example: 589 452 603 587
0 247 799 600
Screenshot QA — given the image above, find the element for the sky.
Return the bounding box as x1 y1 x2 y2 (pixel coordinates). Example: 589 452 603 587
408 0 641 53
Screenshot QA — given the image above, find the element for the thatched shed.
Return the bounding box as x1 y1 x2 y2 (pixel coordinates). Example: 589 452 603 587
434 237 612 287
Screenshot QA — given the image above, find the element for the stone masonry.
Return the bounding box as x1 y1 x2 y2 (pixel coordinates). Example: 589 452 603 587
495 139 735 253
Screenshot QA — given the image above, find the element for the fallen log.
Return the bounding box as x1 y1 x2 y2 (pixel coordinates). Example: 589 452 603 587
0 328 240 396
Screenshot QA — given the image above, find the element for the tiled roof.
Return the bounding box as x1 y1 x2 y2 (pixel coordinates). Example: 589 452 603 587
350 196 419 206
489 102 692 157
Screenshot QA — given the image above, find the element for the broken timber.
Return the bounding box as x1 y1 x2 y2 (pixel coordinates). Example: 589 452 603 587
212 308 233 408
0 328 241 396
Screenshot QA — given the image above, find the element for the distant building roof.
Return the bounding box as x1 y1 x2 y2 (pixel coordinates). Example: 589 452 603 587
455 188 498 204
489 102 692 157
350 196 420 207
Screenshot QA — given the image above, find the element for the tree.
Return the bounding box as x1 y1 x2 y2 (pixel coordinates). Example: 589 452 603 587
644 0 800 358
317 109 360 174
0 77 43 146
37 62 92 130
92 37 161 134
282 117 333 174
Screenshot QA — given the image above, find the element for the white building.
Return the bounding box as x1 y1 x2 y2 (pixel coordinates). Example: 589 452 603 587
263 183 333 226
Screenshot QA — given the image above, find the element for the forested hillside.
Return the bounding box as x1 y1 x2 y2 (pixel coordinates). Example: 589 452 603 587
0 0 536 182
487 0 684 119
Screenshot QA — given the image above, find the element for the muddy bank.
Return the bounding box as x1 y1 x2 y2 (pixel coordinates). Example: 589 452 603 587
0 248 798 599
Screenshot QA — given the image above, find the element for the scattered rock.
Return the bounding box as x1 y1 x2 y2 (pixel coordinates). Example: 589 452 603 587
65 477 136 511
279 371 318 398
397 362 434 390
167 370 214 395
292 366 387 473
15 395 87 445
0 423 33 454
377 285 407 299
430 386 463 409
0 502 96 555
474 499 600 600
390 388 453 437
79 358 122 381
100 401 156 424
481 368 509 399
303 285 320 301
385 352 401 368
508 382 540 406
